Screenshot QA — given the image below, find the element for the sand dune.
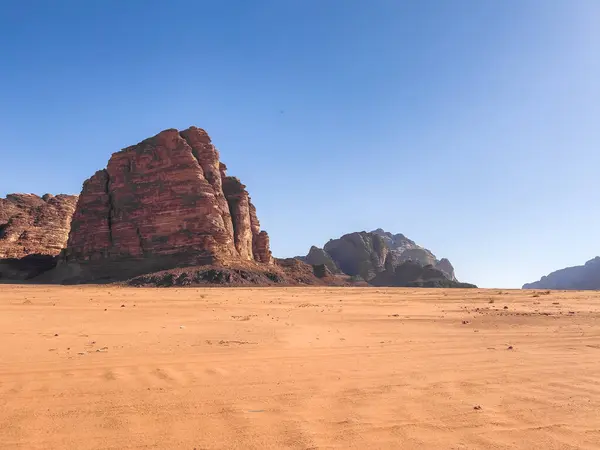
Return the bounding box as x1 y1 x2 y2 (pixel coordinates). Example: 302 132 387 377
1 286 599 449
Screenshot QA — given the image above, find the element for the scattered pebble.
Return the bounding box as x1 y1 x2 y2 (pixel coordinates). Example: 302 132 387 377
473 405 482 410
507 346 513 350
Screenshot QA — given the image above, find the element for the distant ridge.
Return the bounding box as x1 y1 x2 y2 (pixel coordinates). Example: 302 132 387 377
297 228 475 288
523 257 600 290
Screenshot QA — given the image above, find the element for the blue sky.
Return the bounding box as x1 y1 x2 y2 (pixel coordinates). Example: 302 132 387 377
1 1 599 288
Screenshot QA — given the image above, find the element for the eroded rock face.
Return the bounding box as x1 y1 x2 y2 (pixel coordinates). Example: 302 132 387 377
253 231 273 264
435 258 456 281
312 263 332 278
371 261 476 288
298 228 460 285
222 176 254 260
323 232 388 281
60 127 272 282
0 193 78 259
371 228 457 281
304 246 341 274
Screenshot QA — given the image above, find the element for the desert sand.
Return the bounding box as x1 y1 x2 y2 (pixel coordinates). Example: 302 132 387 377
1 286 599 449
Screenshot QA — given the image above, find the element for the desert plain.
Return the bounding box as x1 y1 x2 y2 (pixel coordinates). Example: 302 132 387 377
1 285 599 449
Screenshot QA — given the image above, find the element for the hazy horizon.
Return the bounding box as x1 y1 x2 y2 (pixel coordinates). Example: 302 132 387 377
2 1 599 288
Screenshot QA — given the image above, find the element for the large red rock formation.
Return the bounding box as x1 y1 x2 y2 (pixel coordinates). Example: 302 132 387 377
0 193 78 259
60 127 272 282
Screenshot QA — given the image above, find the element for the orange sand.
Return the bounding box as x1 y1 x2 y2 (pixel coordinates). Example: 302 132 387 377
1 285 599 449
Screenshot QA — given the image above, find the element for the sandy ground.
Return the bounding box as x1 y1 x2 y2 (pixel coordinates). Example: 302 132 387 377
1 286 600 449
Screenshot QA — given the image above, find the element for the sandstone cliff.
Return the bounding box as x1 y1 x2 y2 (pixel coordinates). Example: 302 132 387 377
0 193 77 259
58 127 272 282
0 193 78 281
523 257 600 290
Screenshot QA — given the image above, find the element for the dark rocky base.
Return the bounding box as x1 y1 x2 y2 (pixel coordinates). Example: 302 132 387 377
125 259 364 287
0 254 57 282
0 256 473 288
404 280 477 288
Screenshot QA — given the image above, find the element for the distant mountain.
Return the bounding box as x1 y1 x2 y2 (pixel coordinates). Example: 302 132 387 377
297 228 472 287
371 228 456 281
523 257 600 290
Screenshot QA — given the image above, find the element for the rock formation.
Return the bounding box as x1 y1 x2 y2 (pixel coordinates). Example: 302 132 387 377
57 126 272 282
312 263 333 278
371 228 456 280
371 259 476 288
323 232 388 281
0 193 77 281
523 257 600 290
221 175 273 264
0 193 78 259
303 246 341 274
296 228 464 286
434 258 456 281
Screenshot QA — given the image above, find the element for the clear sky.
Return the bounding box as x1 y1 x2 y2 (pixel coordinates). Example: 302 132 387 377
1 1 599 288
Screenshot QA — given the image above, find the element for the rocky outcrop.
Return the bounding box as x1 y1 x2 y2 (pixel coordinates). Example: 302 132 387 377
304 246 341 274
312 263 332 278
125 258 366 287
523 257 600 290
247 199 272 264
372 229 420 254
371 261 476 288
297 228 463 286
222 176 254 260
252 231 273 264
434 258 455 281
395 247 437 266
57 127 272 282
0 193 78 259
323 232 388 281
371 228 456 280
